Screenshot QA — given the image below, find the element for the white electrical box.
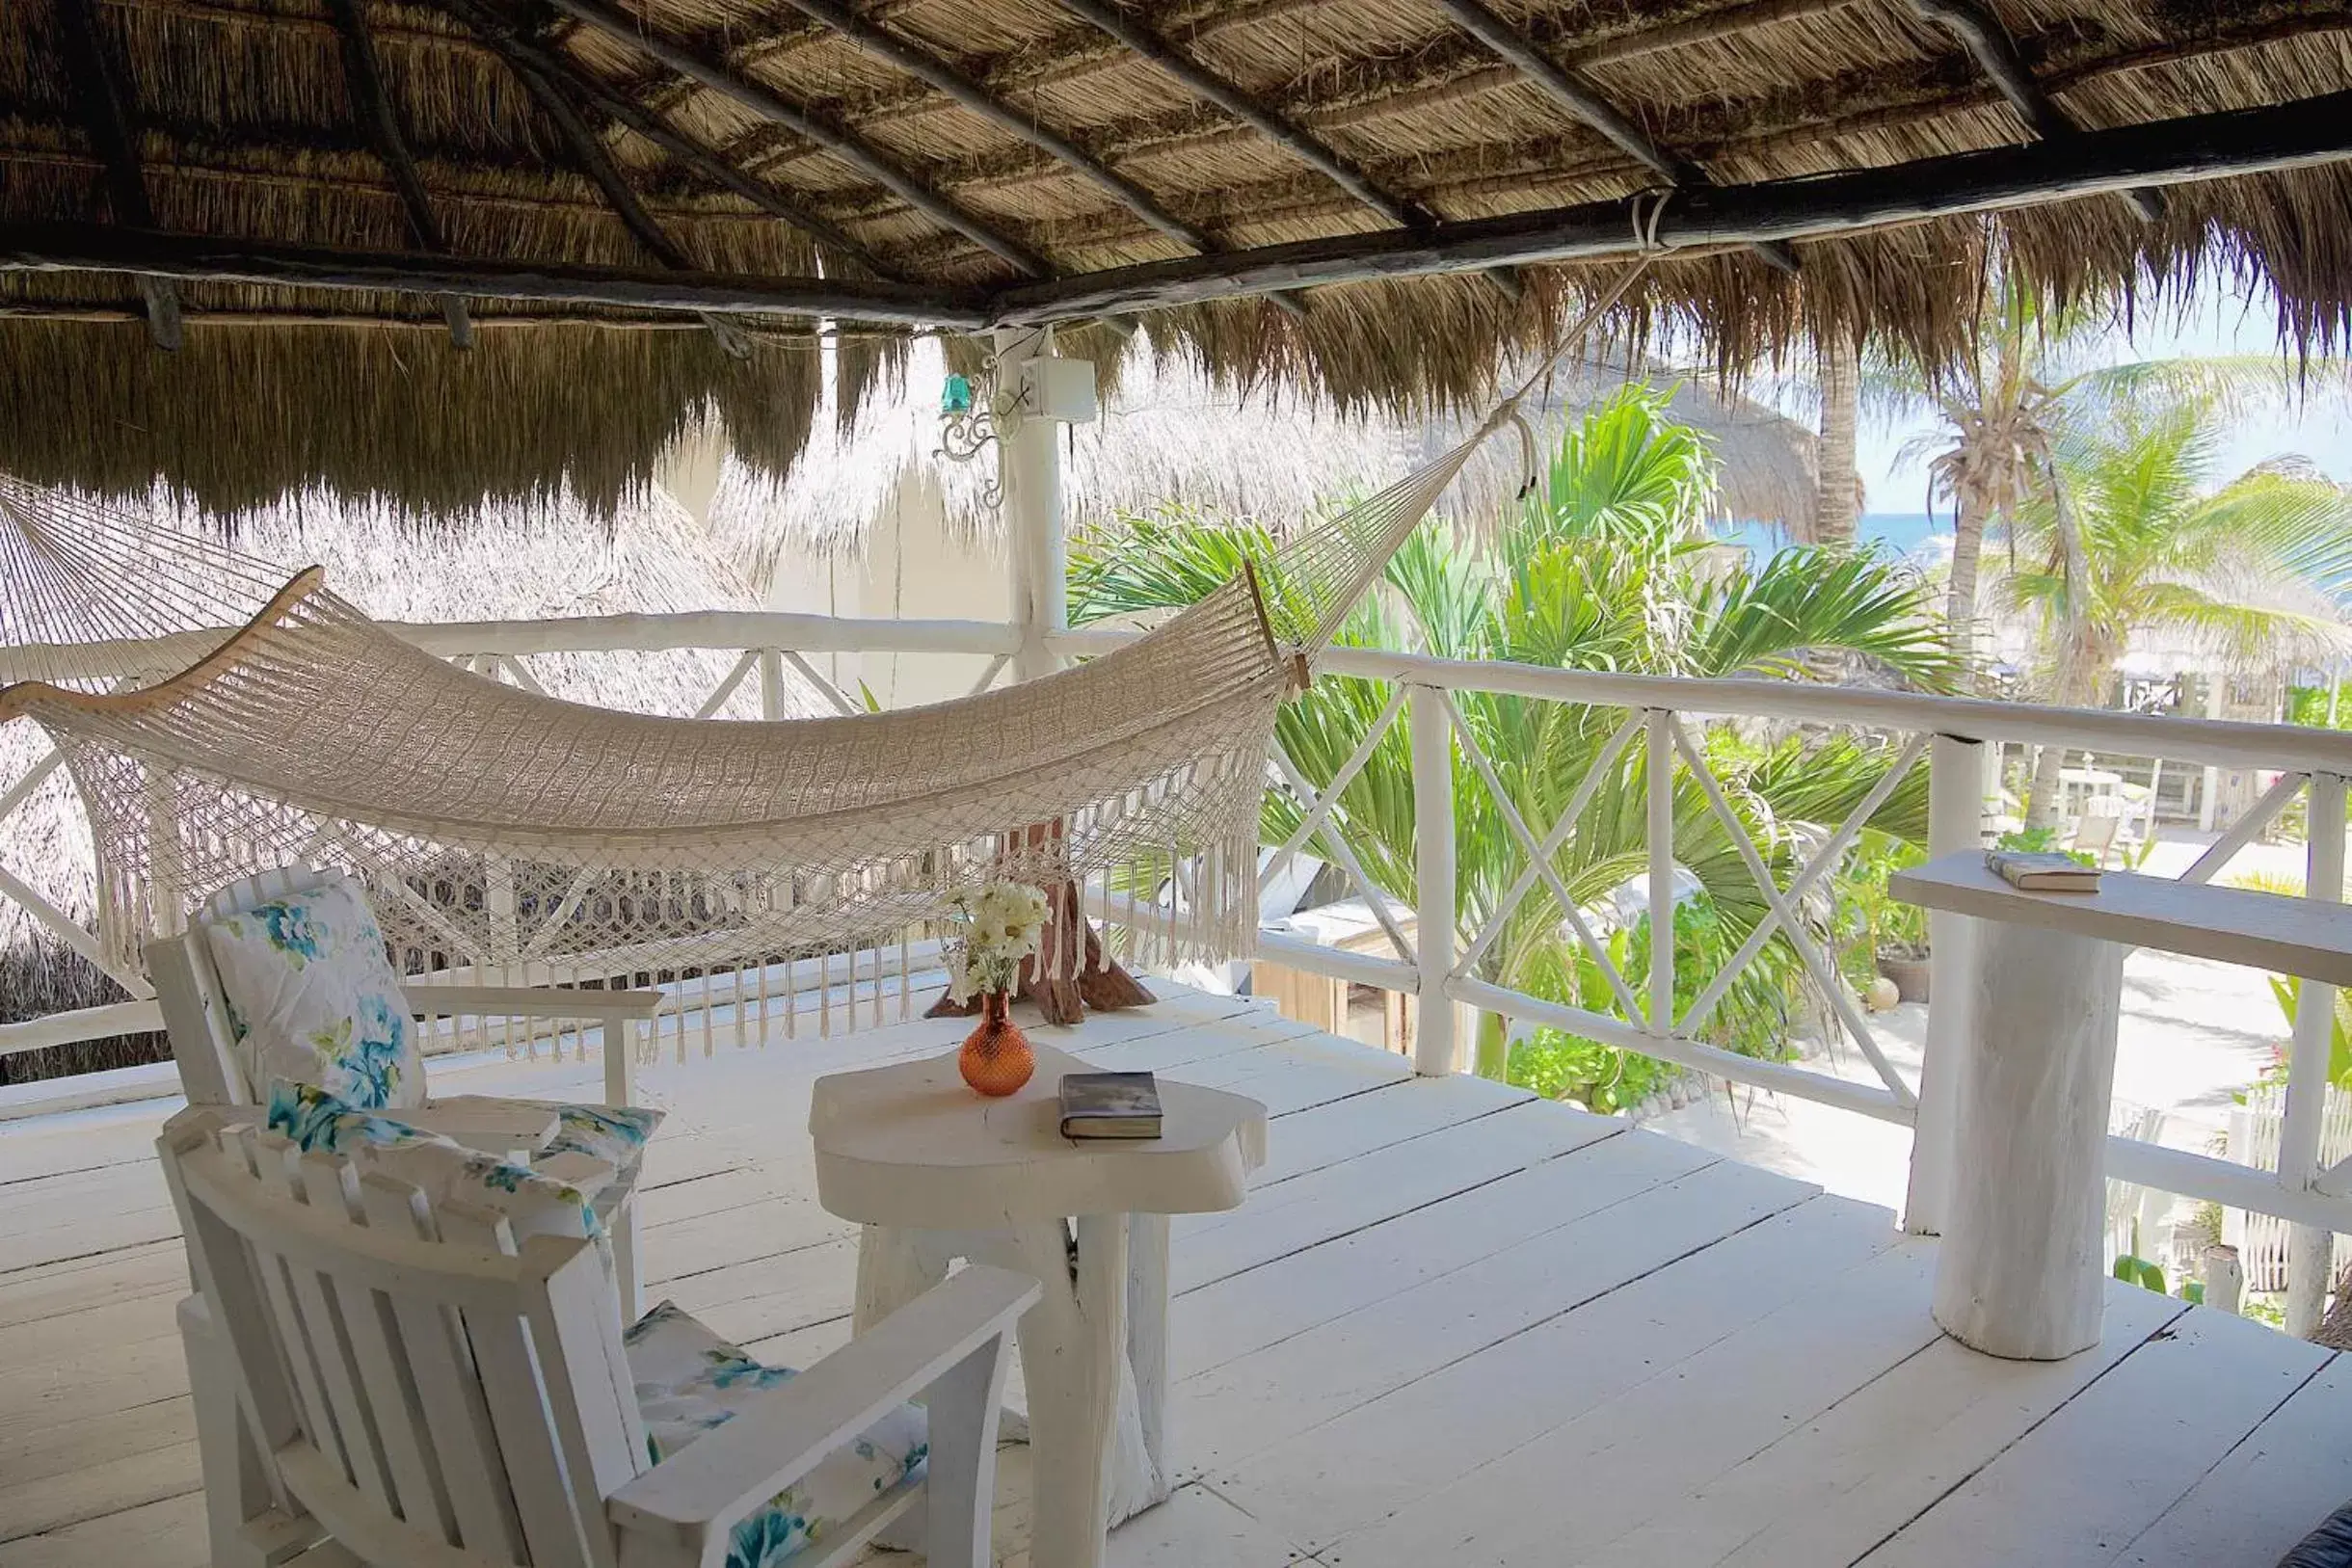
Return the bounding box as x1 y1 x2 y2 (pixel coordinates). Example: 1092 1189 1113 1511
1016 358 1098 423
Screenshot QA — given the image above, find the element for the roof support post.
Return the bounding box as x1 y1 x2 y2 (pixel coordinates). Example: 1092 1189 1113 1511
52 0 182 349
997 325 1068 684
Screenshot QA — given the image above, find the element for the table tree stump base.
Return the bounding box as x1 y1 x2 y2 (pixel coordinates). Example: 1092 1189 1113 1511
927 886 1153 1026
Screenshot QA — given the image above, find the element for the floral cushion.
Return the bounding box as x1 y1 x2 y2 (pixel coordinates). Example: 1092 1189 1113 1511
200 878 423 1111
266 1082 603 1242
545 1103 665 1167
625 1301 927 1568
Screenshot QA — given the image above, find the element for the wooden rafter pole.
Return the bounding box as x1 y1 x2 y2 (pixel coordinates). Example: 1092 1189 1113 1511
1427 0 1799 275
1046 0 1519 302
775 0 1202 252
777 0 1312 320
533 0 1052 278
0 220 987 326
433 2 898 277
459 13 765 354
990 88 2352 323
1915 0 2165 222
324 0 473 345
50 0 182 349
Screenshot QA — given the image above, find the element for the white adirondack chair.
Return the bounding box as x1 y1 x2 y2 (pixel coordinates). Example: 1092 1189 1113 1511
147 864 665 1307
161 1105 1038 1568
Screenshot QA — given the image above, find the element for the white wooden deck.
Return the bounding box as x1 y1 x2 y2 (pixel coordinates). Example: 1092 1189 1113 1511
3 986 2349 1568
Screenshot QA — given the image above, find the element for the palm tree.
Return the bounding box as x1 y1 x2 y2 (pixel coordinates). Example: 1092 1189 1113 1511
1878 275 2323 686
1811 332 1861 547
2001 391 2352 823
1070 387 1958 1102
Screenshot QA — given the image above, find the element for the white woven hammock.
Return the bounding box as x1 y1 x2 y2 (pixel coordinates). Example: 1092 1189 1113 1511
0 415 1497 1020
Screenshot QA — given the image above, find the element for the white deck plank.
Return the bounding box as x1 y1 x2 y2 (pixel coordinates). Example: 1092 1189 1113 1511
1213 1192 1898 1554
1170 1098 1620 1292
1859 1304 2335 1566
1249 1072 1529 1187
1170 1128 1716 1382
2117 1350 2352 1567
0 1490 209 1568
1589 1283 2189 1568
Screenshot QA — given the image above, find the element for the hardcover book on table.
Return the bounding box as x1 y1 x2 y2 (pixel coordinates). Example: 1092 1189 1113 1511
1058 1071 1163 1139
1984 848 2101 891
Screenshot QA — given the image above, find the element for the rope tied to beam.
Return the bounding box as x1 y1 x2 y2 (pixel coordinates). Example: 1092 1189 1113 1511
1492 192 1669 497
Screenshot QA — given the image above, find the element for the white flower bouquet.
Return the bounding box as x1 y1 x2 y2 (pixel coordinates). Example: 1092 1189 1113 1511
944 880 1051 1004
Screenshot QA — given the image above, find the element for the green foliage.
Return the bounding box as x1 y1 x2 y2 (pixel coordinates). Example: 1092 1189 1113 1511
2113 1253 2169 1294
1992 825 2098 868
2287 682 2352 731
2266 974 2352 1089
1833 834 1929 982
1069 386 1959 1110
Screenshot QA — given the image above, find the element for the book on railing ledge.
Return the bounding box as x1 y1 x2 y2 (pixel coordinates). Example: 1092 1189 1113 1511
1059 1071 1163 1139
1984 849 2102 892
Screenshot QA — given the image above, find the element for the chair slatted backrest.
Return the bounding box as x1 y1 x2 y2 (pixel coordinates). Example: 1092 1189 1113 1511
148 864 351 1105
159 1108 649 1568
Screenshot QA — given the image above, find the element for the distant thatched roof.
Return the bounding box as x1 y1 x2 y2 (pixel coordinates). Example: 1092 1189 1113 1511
2 0 2349 513
707 340 1818 582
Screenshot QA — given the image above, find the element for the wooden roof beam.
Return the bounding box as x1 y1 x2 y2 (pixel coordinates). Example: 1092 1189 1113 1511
1046 0 1520 304
436 0 899 278
1915 0 2164 222
772 0 1312 321
1427 0 1799 275
51 0 182 349
0 220 986 327
534 0 1053 279
452 8 769 353
992 87 2352 323
325 0 472 345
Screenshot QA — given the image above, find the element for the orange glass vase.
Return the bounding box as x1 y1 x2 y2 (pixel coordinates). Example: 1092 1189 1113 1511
958 992 1035 1097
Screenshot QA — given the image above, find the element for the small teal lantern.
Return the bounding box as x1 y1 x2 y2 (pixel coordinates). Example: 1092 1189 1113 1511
940 372 975 416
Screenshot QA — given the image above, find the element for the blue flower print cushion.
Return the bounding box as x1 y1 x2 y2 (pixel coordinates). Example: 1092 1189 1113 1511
200 878 424 1110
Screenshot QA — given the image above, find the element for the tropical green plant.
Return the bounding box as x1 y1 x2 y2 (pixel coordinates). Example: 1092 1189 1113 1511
1069 386 1958 1104
1833 833 1929 987
2000 394 2352 821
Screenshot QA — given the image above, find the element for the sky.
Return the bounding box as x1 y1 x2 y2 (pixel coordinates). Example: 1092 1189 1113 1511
1850 279 2352 525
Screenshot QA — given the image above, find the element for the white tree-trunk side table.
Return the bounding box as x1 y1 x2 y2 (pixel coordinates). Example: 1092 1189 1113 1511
809 1039 1267 1568
1893 854 2352 1361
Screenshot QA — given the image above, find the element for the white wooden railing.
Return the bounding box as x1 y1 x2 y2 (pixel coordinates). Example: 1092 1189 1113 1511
5 608 2351 1328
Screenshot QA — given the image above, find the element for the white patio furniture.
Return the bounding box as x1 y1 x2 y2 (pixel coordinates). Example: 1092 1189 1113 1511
810 1036 1267 1568
159 1103 1039 1568
147 864 663 1308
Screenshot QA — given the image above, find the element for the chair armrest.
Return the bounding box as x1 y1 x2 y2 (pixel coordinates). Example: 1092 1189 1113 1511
378 1100 562 1155
398 983 662 1023
607 1265 1039 1552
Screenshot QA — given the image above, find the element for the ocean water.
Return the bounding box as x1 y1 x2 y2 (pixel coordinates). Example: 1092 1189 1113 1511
1716 512 1953 565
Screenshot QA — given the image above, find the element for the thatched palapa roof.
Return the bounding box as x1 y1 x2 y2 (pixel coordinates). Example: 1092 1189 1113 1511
2 0 2349 514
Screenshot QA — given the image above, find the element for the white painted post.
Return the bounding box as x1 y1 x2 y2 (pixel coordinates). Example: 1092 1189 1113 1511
996 325 1067 684
757 648 786 720
1907 732 1986 1236
1409 683 1457 1076
2285 771 2344 1339
1644 710 1674 1037
2202 1242 2245 1316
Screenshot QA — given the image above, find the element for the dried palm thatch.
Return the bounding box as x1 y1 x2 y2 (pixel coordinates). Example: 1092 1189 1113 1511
0 0 2349 514
707 339 1819 584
